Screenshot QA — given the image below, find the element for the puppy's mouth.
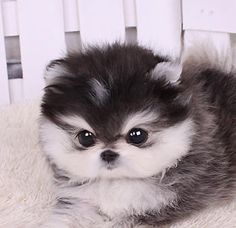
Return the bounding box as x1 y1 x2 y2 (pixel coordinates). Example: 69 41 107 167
103 162 118 170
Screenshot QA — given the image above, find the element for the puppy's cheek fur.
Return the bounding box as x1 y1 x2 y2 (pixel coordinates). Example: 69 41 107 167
116 118 195 178
39 119 102 179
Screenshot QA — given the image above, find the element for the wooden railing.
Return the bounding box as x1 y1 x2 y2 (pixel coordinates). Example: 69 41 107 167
0 0 235 105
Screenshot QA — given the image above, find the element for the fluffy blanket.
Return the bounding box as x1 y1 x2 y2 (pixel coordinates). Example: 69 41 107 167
0 102 236 228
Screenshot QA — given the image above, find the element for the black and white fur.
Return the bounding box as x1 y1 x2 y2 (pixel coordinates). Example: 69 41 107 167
39 43 236 227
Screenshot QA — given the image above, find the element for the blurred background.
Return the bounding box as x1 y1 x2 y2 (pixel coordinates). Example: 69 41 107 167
0 0 236 105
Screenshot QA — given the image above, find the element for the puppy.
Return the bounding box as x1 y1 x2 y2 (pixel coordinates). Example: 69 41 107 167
39 43 236 227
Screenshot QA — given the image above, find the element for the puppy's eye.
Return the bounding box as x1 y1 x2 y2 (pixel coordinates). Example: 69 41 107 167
127 128 148 146
77 130 95 147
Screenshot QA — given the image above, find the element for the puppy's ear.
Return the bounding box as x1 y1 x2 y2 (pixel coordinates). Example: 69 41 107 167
152 61 191 106
151 61 182 83
44 59 67 86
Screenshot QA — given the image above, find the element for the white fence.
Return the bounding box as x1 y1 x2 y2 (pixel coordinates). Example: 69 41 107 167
0 0 236 105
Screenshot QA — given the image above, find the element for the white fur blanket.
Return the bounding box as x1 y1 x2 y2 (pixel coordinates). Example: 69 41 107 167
0 102 236 228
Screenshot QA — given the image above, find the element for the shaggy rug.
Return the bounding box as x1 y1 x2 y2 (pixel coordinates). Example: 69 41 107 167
0 101 236 228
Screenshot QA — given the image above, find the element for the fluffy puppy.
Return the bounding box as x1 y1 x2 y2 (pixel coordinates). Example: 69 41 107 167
39 43 236 227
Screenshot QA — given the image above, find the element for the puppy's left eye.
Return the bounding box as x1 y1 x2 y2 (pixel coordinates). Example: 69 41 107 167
127 128 148 146
77 130 95 147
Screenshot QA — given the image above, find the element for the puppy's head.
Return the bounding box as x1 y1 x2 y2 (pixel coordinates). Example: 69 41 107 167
40 44 194 182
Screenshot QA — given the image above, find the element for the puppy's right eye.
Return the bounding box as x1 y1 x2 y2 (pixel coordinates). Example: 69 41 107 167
77 130 95 147
126 128 148 146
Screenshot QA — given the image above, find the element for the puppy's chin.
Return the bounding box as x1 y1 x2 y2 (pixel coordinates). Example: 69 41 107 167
39 117 195 181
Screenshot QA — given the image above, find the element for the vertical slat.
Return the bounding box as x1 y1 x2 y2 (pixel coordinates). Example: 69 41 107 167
123 0 136 28
9 79 23 104
0 2 10 105
136 0 182 59
63 0 80 32
78 0 125 45
17 0 66 100
2 1 18 37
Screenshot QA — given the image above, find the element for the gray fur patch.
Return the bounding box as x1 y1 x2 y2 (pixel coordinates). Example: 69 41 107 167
89 79 109 104
152 62 182 83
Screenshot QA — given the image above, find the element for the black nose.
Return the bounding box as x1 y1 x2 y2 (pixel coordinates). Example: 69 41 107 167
100 150 119 163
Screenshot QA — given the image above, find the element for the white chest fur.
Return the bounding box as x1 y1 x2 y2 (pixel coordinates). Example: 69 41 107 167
62 179 176 218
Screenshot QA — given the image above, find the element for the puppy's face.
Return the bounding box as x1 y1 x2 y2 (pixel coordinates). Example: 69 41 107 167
40 44 194 181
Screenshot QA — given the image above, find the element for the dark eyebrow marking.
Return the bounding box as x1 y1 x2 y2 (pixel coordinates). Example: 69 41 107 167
57 121 78 132
50 117 82 136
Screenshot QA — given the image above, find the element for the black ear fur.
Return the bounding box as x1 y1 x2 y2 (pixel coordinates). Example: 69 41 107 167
152 74 192 123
